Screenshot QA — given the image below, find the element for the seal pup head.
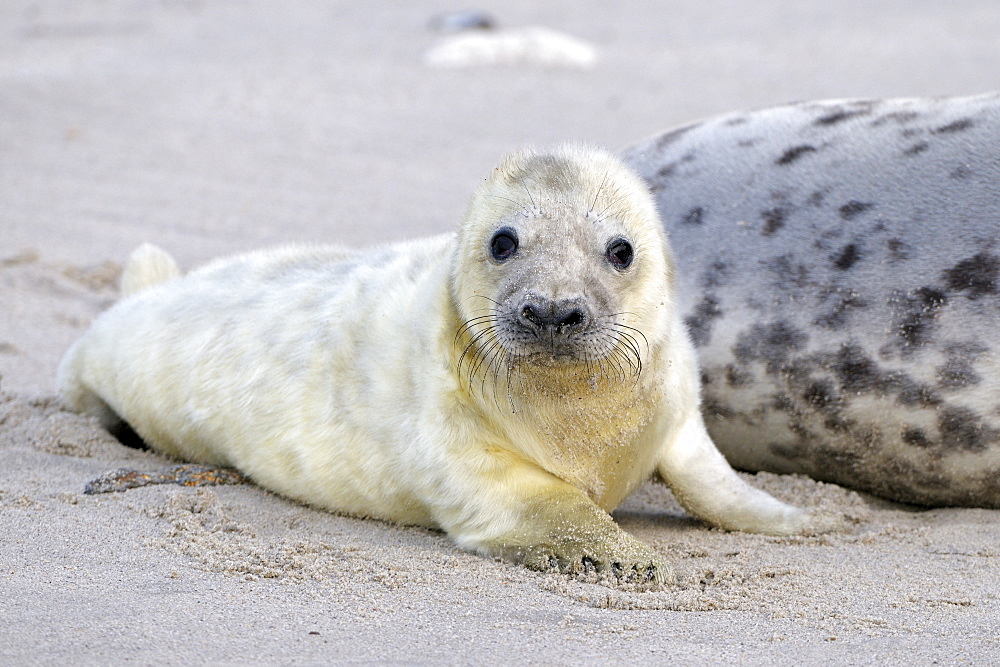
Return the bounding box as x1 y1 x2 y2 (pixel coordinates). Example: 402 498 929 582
452 144 676 400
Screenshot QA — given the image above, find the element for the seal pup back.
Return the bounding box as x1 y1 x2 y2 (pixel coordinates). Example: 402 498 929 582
59 145 818 582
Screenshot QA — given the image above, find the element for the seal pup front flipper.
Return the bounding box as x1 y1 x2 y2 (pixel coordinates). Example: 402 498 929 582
462 479 672 584
426 442 673 583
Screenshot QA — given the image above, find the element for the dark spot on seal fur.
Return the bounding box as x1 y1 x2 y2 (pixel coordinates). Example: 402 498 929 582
655 153 697 181
768 441 806 462
832 243 861 270
943 253 999 299
895 378 942 407
838 201 875 220
803 379 839 409
950 165 973 180
830 344 890 395
814 108 871 126
934 344 986 391
937 357 981 389
886 238 910 261
938 406 996 452
933 118 974 134
684 294 722 347
653 123 699 151
701 260 730 289
761 207 788 236
871 110 921 126
893 286 948 351
902 427 933 448
656 164 677 180
814 290 868 329
681 206 704 225
733 321 808 370
766 255 810 289
776 145 818 166
725 364 753 387
702 394 736 420
903 142 929 156
821 345 942 409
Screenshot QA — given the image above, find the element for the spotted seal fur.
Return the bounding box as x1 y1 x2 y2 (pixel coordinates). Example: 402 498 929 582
623 93 1000 507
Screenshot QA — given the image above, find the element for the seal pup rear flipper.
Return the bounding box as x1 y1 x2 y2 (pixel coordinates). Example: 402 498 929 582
120 242 181 297
57 242 180 433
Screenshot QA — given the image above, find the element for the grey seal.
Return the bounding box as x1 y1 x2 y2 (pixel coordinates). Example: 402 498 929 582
58 145 822 584
623 93 1000 508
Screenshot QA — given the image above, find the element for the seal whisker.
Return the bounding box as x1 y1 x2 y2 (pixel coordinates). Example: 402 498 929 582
484 346 504 412
604 325 642 381
521 181 538 210
611 322 650 355
602 350 627 384
493 348 517 413
485 193 531 217
503 351 517 412
610 326 643 365
470 294 504 307
588 170 610 218
606 341 634 383
455 314 498 343
467 328 500 376
484 339 513 410
583 346 601 383
474 334 507 396
457 321 499 375
588 342 613 382
460 324 504 388
595 192 633 222
463 334 492 394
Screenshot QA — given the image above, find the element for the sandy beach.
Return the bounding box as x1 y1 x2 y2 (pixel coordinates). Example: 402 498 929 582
2 1 998 663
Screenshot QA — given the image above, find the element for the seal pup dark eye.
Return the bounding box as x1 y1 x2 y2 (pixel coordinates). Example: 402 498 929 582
490 228 519 262
607 239 633 270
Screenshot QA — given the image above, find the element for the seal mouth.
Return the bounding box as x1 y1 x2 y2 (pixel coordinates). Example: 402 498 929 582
455 300 647 407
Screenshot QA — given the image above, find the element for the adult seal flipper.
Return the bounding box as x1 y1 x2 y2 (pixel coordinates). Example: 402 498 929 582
624 93 1000 508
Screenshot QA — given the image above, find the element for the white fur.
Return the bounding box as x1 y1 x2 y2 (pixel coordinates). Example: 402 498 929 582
59 145 811 580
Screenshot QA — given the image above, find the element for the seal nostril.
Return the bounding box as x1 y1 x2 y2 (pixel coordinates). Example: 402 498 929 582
521 304 542 326
520 300 587 331
558 309 584 328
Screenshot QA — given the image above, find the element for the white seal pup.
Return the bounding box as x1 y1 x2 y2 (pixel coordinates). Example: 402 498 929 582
59 145 814 582
623 93 1000 508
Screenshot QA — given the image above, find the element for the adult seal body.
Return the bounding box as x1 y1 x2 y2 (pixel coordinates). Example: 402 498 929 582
59 146 815 582
623 94 1000 508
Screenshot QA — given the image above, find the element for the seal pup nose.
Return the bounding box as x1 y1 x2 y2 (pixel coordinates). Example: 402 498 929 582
518 297 589 333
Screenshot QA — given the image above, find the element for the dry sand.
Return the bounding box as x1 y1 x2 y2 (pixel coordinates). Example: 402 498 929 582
2 1 998 663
